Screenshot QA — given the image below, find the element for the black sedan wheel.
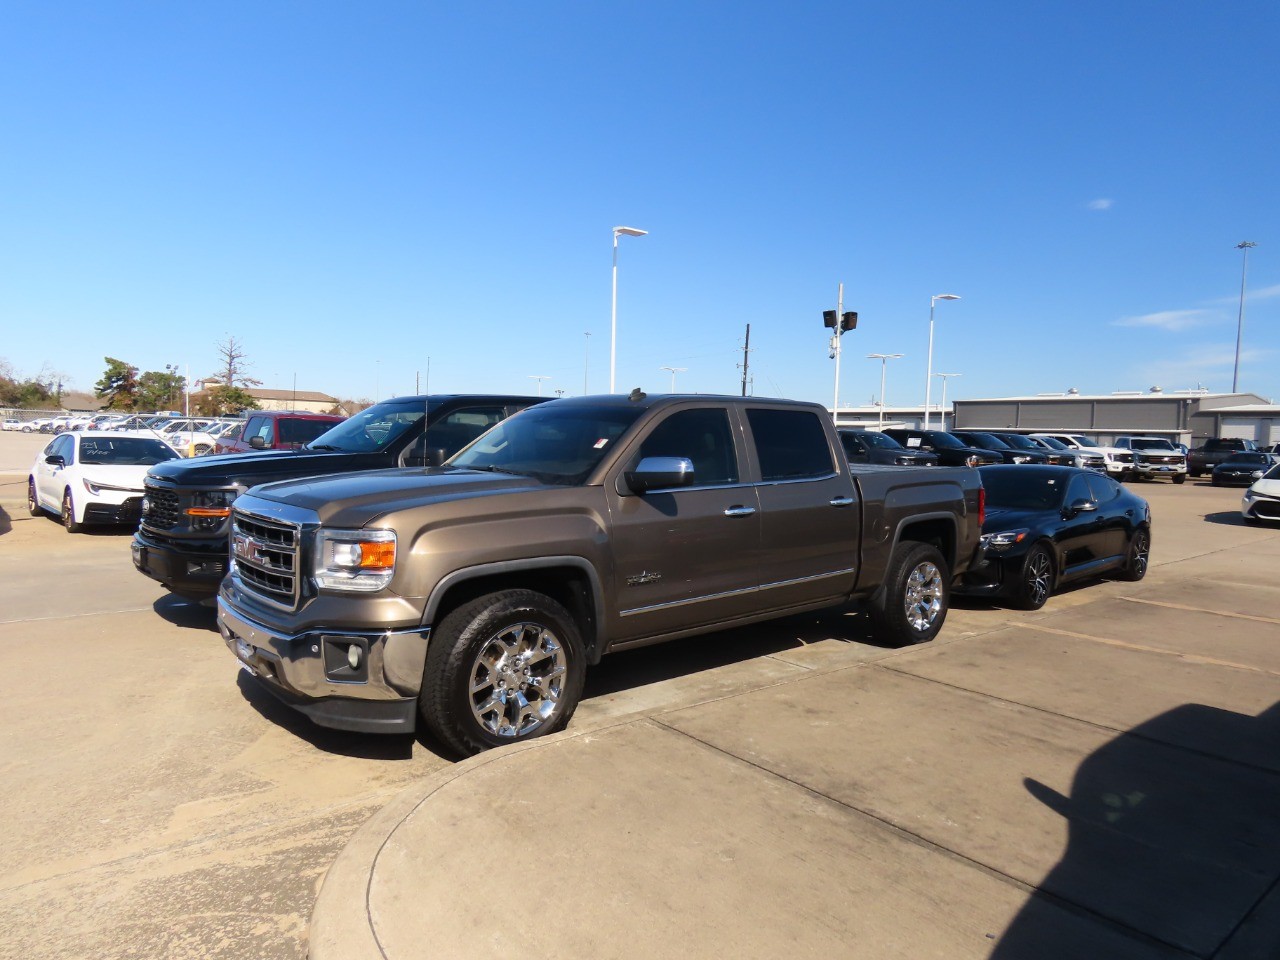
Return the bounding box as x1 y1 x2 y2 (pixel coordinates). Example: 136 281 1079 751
1014 544 1054 610
1119 527 1150 581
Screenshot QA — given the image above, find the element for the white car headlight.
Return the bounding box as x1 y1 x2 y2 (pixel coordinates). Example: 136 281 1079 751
314 528 396 592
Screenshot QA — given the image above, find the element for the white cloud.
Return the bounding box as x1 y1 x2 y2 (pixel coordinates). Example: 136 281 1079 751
1087 198 1113 211
1113 309 1214 331
1135 347 1271 390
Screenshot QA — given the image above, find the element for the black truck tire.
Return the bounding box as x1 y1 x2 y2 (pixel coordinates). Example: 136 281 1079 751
420 589 587 758
867 541 950 647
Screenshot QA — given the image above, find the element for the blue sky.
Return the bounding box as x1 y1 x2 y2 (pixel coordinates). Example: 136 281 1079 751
2 2 1277 410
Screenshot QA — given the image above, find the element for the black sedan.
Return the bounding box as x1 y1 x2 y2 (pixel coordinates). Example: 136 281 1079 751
881 429 1004 467
1211 452 1279 487
992 432 1076 467
952 431 1049 465
958 465 1151 610
838 429 940 467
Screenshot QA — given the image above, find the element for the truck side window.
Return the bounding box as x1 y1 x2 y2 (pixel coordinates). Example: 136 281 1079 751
245 417 270 445
746 409 835 481
636 408 738 486
425 406 509 459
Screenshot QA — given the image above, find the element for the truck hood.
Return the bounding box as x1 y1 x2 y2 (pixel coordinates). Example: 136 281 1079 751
247 467 556 526
145 448 369 487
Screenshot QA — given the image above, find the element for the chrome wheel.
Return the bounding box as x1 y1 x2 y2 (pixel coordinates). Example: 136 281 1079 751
902 560 944 632
467 621 568 740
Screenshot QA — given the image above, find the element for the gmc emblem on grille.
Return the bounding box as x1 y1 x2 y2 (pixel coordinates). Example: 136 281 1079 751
232 534 264 564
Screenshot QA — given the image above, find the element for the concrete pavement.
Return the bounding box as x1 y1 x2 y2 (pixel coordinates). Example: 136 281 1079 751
310 489 1280 960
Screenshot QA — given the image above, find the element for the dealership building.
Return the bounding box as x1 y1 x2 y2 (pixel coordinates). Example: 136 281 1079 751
950 389 1278 447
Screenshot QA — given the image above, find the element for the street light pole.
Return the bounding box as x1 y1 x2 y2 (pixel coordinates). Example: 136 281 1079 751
659 365 687 392
583 332 591 396
867 353 904 429
925 294 961 429
934 373 961 430
610 226 647 393
1233 241 1257 393
529 375 550 396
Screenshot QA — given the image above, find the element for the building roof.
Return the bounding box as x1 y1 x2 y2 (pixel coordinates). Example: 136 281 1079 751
959 391 1269 403
245 387 339 404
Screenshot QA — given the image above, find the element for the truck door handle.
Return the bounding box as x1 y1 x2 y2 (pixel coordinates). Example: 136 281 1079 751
723 505 756 518
829 496 854 507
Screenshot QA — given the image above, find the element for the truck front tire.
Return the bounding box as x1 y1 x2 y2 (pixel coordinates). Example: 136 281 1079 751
867 542 950 646
420 589 587 757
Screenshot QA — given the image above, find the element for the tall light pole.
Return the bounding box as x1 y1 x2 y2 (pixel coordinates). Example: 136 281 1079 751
610 226 647 393
659 365 687 392
529 375 550 396
823 284 858 422
583 332 591 396
867 353 904 429
934 373 961 430
1233 241 1257 393
925 294 961 429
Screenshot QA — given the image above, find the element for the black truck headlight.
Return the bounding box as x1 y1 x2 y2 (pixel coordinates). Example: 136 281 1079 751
314 529 397 592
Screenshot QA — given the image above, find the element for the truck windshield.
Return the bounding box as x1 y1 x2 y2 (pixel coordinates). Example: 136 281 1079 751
1129 438 1175 451
307 400 427 452
450 404 643 485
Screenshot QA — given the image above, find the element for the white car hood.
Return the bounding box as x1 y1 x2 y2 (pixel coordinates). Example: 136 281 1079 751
1247 476 1280 498
79 463 153 491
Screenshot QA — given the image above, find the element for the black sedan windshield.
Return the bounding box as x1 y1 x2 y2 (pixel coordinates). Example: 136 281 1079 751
1221 453 1273 467
979 467 1067 510
998 434 1043 451
308 399 426 452
450 404 643 485
858 432 903 450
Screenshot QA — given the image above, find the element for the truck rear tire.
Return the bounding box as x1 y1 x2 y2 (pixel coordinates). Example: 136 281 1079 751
419 589 587 758
867 542 950 647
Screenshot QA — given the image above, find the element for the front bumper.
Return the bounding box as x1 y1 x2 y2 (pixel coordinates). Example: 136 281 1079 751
132 531 229 600
83 495 145 526
217 598 428 734
1242 492 1280 523
1130 460 1187 479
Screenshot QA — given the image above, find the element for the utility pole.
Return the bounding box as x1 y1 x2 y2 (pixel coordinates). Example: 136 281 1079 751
1233 241 1257 393
740 324 751 396
823 285 858 422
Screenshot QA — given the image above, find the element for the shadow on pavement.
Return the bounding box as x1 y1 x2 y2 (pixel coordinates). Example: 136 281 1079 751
233 669 430 761
584 607 880 700
0 504 10 537
152 593 221 632
992 700 1280 957
1203 509 1256 527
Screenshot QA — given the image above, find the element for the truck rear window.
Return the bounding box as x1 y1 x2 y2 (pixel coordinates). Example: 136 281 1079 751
746 409 835 481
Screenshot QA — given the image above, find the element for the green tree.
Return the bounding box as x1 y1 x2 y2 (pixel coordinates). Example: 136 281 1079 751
136 365 187 412
0 358 57 409
95 358 140 410
193 384 259 417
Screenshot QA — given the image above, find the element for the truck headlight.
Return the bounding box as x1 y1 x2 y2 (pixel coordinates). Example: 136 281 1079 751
314 529 396 592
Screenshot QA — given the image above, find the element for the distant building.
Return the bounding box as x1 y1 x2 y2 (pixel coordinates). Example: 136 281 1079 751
59 391 107 413
953 390 1276 446
243 387 342 414
829 404 952 431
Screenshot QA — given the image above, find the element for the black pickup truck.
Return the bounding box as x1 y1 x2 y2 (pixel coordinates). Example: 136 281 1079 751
133 395 544 600
218 393 986 755
1188 437 1260 477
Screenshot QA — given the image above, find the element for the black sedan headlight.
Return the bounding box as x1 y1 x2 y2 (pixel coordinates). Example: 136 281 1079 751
980 529 1030 551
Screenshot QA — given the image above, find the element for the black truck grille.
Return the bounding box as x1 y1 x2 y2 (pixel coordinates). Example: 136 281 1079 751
143 483 181 530
231 511 301 608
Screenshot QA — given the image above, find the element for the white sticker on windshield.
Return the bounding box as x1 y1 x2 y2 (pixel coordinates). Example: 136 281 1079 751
906 437 921 448
593 438 610 450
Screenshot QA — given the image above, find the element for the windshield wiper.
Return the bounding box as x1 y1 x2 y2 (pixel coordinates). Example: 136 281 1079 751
307 444 344 451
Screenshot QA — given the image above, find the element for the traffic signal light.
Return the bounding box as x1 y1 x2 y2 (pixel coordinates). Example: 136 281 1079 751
841 311 857 332
823 310 837 328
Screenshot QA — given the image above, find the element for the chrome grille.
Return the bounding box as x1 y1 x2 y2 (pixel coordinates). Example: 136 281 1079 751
231 510 301 608
143 482 181 530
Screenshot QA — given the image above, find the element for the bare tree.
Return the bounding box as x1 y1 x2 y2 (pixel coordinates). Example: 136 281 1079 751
209 336 262 390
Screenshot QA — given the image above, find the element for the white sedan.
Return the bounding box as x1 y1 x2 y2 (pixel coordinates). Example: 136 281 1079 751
1242 463 1280 525
28 430 182 532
